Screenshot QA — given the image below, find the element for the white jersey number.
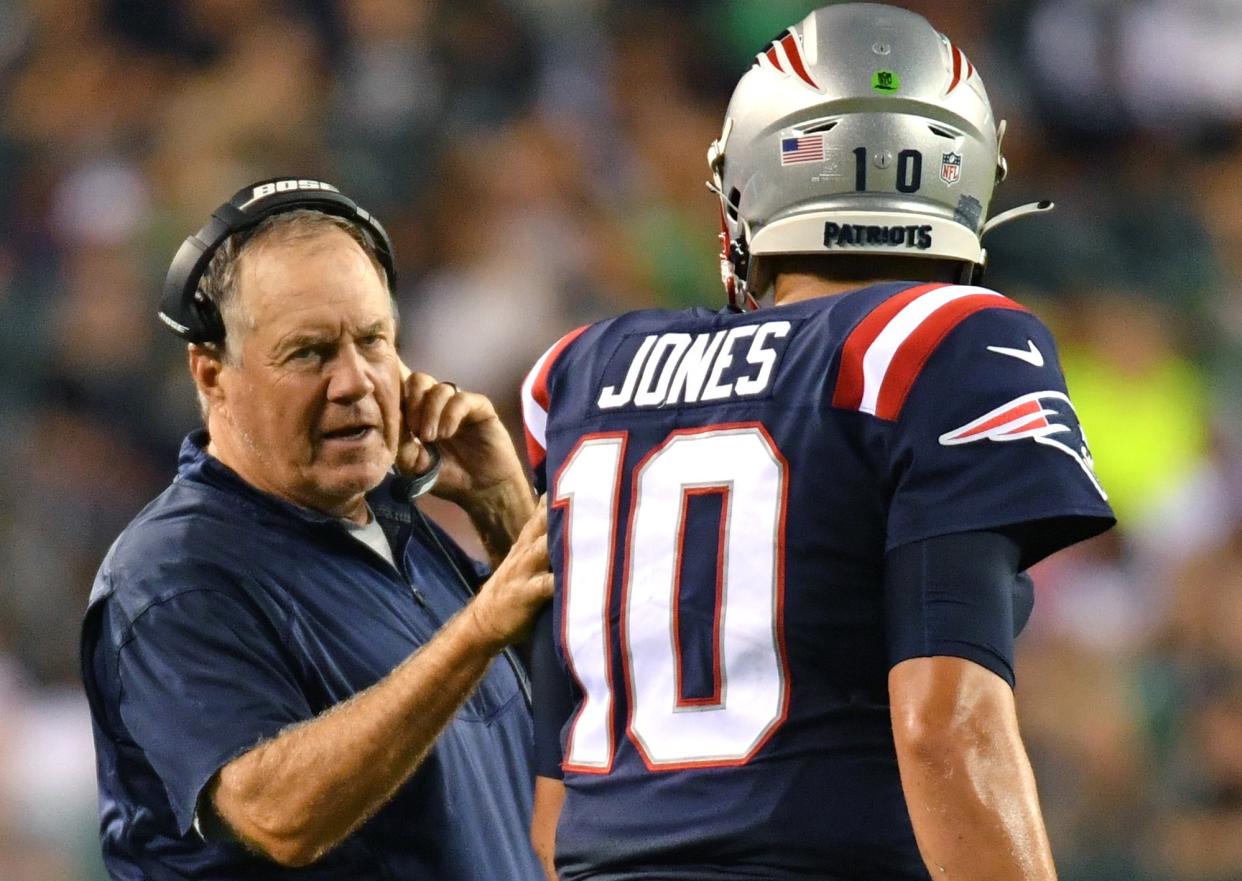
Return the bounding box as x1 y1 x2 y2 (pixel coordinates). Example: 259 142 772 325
554 425 789 771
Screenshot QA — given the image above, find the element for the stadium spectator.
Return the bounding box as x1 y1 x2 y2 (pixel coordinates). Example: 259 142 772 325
79 181 551 879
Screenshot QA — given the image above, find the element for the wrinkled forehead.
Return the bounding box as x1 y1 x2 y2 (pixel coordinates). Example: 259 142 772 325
237 229 397 336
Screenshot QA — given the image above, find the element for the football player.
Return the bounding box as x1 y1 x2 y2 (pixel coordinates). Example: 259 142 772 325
522 5 1114 880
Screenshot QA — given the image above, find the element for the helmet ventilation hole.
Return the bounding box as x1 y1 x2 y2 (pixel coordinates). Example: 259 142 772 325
800 120 839 134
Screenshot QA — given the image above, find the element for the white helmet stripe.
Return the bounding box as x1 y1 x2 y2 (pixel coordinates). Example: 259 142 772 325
802 12 818 64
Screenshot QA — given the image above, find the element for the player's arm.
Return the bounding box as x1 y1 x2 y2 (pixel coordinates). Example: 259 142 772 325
885 531 1056 881
532 777 566 881
520 326 592 880
864 298 1113 880
890 655 1054 881
528 603 576 880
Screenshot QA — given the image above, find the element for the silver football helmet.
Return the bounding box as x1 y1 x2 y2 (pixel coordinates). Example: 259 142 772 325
708 2 1051 308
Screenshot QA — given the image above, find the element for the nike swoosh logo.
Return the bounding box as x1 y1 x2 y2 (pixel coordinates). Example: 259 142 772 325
986 340 1045 367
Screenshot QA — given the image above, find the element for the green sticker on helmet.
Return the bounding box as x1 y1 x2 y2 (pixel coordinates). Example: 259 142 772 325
872 70 900 93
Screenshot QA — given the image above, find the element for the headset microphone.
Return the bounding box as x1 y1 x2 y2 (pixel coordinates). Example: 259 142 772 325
398 443 443 500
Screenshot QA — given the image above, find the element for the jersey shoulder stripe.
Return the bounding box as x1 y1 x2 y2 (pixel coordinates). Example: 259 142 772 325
521 325 591 468
832 283 1028 421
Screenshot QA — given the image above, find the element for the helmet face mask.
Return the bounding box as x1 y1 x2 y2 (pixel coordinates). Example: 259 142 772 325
708 2 1049 307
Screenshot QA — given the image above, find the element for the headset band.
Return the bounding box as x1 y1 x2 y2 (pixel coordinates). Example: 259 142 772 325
157 178 395 344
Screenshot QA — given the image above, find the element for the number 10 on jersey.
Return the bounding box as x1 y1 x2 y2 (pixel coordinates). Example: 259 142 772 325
553 424 790 772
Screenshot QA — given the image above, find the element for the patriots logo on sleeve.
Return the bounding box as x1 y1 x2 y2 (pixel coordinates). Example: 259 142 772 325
939 391 1107 500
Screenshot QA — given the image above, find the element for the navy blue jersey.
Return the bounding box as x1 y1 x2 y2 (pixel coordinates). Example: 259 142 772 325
520 282 1114 881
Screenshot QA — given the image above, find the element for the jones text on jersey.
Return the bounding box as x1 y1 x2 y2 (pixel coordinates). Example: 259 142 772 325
597 320 792 410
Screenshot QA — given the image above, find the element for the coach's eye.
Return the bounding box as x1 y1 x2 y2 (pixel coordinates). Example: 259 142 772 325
288 345 326 365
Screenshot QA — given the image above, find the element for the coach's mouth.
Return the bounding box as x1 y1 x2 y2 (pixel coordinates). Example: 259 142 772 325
320 424 378 443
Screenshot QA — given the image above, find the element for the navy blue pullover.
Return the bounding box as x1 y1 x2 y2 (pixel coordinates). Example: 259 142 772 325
81 431 544 881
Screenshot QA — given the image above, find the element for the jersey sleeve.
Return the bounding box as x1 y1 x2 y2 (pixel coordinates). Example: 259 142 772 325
884 531 1027 686
521 326 590 495
870 293 1115 567
114 585 312 837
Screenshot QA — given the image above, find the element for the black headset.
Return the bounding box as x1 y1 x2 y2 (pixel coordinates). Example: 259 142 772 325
158 177 396 344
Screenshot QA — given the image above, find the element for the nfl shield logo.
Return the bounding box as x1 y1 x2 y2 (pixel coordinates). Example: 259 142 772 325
941 152 962 184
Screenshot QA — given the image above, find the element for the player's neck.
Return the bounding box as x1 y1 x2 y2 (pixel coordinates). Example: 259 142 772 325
773 273 889 306
773 259 962 306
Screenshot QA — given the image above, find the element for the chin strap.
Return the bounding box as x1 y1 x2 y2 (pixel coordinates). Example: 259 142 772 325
966 200 1055 286
981 200 1055 237
968 120 1054 281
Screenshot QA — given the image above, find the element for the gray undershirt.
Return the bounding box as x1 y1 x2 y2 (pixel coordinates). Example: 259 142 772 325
342 505 397 569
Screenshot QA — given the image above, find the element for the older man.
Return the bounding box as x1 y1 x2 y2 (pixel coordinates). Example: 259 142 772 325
81 179 550 880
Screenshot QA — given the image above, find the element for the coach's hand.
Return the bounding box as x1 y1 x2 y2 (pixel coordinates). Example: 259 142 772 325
468 501 553 650
398 369 526 501
398 366 535 564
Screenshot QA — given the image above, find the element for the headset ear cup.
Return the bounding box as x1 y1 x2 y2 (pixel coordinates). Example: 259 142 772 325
193 290 226 344
160 234 220 343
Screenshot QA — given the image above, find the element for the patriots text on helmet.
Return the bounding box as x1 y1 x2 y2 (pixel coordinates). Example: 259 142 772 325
597 321 792 410
823 222 933 250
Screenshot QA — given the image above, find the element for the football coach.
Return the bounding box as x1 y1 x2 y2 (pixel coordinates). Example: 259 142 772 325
80 178 551 880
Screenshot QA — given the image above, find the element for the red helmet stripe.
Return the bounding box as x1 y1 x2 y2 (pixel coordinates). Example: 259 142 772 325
948 44 963 92
765 46 784 72
779 32 819 90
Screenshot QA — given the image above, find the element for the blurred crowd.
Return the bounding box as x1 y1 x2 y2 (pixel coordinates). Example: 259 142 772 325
0 0 1239 879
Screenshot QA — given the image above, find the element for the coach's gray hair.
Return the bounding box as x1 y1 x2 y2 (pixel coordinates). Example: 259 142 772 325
193 209 394 416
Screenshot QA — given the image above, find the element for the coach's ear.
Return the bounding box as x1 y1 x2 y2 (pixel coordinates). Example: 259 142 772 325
188 344 228 412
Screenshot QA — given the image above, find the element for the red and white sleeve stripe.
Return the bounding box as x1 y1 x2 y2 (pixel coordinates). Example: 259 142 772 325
521 325 590 470
832 283 1028 421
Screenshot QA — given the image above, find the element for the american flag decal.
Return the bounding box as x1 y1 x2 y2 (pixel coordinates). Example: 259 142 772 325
780 134 824 165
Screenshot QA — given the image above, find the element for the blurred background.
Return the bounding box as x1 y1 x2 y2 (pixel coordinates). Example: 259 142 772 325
0 0 1239 878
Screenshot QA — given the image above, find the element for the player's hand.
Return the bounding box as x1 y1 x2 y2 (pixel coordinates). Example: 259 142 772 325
397 366 528 510
468 501 553 650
